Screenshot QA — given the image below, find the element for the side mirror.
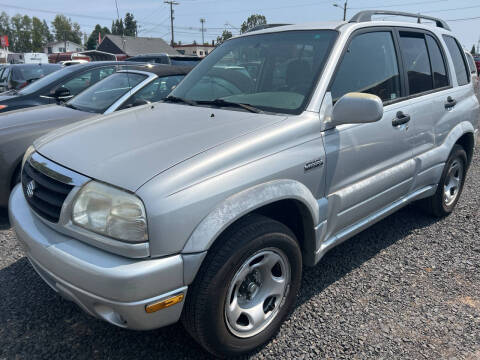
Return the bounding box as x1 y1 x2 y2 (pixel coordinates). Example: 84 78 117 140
132 98 150 107
330 92 383 128
53 87 71 100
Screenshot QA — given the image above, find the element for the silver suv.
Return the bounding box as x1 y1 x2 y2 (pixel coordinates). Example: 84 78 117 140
9 11 480 357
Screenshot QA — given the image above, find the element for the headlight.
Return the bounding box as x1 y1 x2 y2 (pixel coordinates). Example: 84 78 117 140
22 145 35 168
72 181 148 242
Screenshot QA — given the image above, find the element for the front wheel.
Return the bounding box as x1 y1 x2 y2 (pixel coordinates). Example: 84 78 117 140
181 214 302 358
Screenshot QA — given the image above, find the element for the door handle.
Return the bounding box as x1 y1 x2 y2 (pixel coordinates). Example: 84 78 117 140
392 111 411 127
445 96 457 109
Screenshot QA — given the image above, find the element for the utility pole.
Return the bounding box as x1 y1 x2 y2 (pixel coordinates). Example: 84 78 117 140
165 1 179 46
333 1 348 21
200 18 206 45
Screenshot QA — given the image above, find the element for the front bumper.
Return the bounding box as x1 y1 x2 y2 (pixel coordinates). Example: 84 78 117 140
9 185 187 330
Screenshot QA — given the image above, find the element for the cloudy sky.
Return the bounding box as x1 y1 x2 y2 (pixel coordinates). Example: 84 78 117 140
1 0 479 49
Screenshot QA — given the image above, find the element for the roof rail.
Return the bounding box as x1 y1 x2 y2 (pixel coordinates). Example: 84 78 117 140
247 24 291 33
349 10 450 31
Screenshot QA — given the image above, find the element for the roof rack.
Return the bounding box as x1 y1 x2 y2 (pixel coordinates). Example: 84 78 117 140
349 10 450 31
247 24 291 33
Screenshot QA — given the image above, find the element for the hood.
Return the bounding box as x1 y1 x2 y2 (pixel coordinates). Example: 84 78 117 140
0 104 91 130
35 103 286 191
0 93 16 103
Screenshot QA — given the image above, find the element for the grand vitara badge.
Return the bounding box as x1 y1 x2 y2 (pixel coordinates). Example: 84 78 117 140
304 158 324 172
26 180 36 198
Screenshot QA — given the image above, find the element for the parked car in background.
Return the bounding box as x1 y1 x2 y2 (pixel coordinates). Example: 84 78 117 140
474 55 480 74
0 64 190 209
23 53 49 64
466 51 480 101
60 60 89 66
0 64 61 92
6 53 24 64
0 61 139 113
9 11 480 358
126 53 202 67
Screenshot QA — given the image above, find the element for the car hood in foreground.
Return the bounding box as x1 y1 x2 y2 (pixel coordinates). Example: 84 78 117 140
0 104 90 131
35 103 286 191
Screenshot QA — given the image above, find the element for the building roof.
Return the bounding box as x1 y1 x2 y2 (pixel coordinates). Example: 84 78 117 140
98 35 179 56
174 44 215 48
45 40 84 47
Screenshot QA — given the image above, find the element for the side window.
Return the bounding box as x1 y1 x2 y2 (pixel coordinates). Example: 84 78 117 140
465 52 477 74
425 35 449 88
443 35 470 86
119 75 185 110
330 31 401 103
399 32 433 95
0 67 10 82
55 66 116 96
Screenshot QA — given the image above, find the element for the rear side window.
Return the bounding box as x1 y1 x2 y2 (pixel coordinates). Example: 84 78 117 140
443 35 469 86
399 32 433 95
425 35 449 88
330 31 401 102
465 52 477 74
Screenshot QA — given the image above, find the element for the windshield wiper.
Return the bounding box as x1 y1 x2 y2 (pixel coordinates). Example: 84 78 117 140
196 98 263 113
164 95 198 106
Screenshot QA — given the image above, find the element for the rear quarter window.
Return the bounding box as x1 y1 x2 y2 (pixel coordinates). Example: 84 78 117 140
443 35 470 86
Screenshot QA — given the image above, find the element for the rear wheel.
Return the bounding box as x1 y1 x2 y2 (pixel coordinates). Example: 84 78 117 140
181 214 302 358
421 144 467 217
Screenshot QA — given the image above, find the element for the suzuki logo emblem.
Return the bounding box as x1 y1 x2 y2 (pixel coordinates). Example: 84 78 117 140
26 180 36 198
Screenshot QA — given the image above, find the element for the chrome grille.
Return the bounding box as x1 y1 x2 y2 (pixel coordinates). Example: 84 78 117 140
21 158 74 223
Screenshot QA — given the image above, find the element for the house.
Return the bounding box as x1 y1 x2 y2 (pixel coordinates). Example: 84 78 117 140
174 44 215 57
97 35 178 57
44 41 84 54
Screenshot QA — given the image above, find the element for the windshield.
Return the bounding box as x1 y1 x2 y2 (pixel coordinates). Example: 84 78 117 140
170 30 337 114
18 66 77 95
67 72 147 113
12 64 61 82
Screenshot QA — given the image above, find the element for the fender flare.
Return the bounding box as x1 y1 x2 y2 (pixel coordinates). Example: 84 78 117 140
182 179 320 253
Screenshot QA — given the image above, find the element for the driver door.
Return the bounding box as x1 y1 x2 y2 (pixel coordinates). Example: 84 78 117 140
323 29 414 239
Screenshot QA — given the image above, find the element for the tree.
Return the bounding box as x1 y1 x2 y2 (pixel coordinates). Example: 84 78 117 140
111 18 124 35
124 12 137 36
471 44 476 55
42 20 53 44
216 30 232 45
0 12 12 49
51 14 82 46
86 24 111 50
240 14 266 34
31 17 44 52
10 14 33 52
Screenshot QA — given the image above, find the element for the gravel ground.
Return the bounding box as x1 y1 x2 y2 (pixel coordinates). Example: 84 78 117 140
1 146 480 359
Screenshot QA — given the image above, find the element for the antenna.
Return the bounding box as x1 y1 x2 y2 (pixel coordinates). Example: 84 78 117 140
165 1 179 46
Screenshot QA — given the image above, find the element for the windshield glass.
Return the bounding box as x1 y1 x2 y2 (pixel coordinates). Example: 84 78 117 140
12 64 60 81
18 66 77 95
67 72 147 113
170 30 337 114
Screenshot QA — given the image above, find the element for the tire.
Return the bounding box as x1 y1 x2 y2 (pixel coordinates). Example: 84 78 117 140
421 144 467 217
181 214 302 358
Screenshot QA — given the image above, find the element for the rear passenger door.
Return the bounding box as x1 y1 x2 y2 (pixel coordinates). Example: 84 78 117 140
323 28 414 238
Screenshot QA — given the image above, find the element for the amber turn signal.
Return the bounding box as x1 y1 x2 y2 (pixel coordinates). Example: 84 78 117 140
145 293 184 313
